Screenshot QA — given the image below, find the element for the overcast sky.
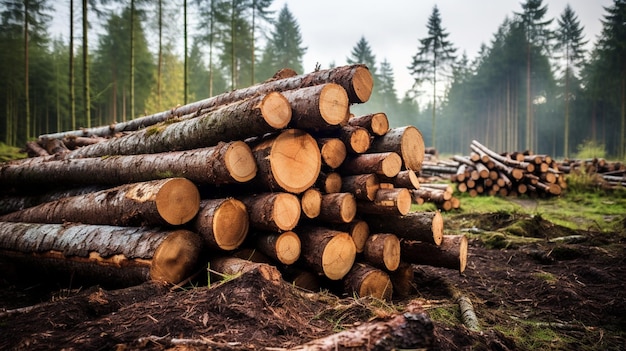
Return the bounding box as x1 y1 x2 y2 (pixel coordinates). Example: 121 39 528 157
270 0 612 95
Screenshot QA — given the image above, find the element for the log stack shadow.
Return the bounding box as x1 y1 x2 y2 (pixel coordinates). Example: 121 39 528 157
0 64 467 300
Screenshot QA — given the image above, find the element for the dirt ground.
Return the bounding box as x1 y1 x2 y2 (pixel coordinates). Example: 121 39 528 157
0 208 625 350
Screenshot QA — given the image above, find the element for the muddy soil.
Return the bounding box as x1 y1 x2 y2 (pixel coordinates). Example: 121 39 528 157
0 211 624 350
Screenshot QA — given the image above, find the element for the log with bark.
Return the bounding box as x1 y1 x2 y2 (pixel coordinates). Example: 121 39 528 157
0 222 203 285
38 64 373 140
338 152 402 178
316 171 343 194
356 188 412 216
281 83 349 130
379 169 420 190
298 226 356 280
368 126 425 171
250 129 321 194
254 231 301 265
208 256 282 285
366 211 444 245
59 92 292 160
317 138 347 169
0 178 200 227
343 262 393 300
332 125 371 154
317 192 357 224
331 220 370 254
401 234 468 273
0 141 257 187
340 174 380 201
362 233 401 272
347 112 389 137
239 192 301 232
300 188 323 219
290 307 434 350
0 185 108 215
192 198 249 251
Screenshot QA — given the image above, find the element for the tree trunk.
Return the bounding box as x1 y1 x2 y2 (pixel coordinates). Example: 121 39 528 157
368 126 425 171
317 138 347 169
298 226 356 280
254 231 301 265
347 112 389 136
363 233 401 272
0 178 200 227
290 309 434 350
0 222 203 285
300 188 322 219
281 83 349 130
318 192 357 224
343 262 392 300
251 129 321 194
357 188 412 216
1 141 257 187
239 192 301 232
39 64 372 140
63 92 290 159
0 185 108 216
24 141 48 157
366 211 444 245
338 152 402 178
401 234 468 273
340 174 380 201
192 198 248 251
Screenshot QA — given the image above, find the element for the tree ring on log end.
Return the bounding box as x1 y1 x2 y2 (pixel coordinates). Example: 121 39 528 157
395 188 412 216
270 130 321 194
275 231 301 265
155 178 201 225
260 92 292 129
272 193 301 231
225 141 257 182
352 66 374 103
381 153 402 177
402 126 425 171
300 188 322 219
319 83 349 126
213 199 249 250
459 235 468 273
432 211 444 246
349 127 371 153
350 220 370 253
322 233 356 280
150 230 203 284
382 235 401 271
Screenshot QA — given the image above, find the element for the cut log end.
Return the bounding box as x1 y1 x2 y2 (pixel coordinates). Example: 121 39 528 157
352 66 374 103
150 230 203 284
155 178 201 225
319 138 347 169
350 220 370 253
370 113 390 136
268 129 321 194
348 127 372 154
212 199 249 250
402 126 425 171
225 141 258 182
272 193 302 231
300 188 322 219
322 233 357 280
382 235 401 271
459 235 468 273
260 91 292 129
432 211 444 246
275 231 301 265
344 263 393 300
319 83 350 126
381 152 403 177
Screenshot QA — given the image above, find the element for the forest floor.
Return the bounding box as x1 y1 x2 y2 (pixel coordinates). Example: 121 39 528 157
0 190 625 350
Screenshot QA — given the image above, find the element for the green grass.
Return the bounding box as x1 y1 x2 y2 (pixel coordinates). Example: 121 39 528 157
0 143 27 162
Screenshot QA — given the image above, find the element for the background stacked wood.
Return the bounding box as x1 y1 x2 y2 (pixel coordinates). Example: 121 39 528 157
447 140 565 198
0 64 468 300
556 158 625 190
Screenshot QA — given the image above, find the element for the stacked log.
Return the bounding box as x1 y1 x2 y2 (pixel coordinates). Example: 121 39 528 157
556 158 625 190
0 64 468 300
450 140 565 197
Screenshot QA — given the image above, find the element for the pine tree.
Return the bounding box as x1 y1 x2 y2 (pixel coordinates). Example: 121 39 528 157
378 58 398 113
554 4 587 158
515 0 553 151
597 0 626 158
257 4 306 80
408 5 456 149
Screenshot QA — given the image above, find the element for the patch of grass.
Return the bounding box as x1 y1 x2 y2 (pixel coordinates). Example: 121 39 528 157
532 271 556 283
426 304 460 327
0 142 27 162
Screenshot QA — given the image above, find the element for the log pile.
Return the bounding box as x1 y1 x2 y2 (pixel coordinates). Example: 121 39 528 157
0 64 468 300
556 157 625 190
449 140 565 198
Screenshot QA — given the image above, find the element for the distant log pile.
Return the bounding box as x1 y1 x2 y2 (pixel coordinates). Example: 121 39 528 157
1 64 468 300
557 157 625 190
